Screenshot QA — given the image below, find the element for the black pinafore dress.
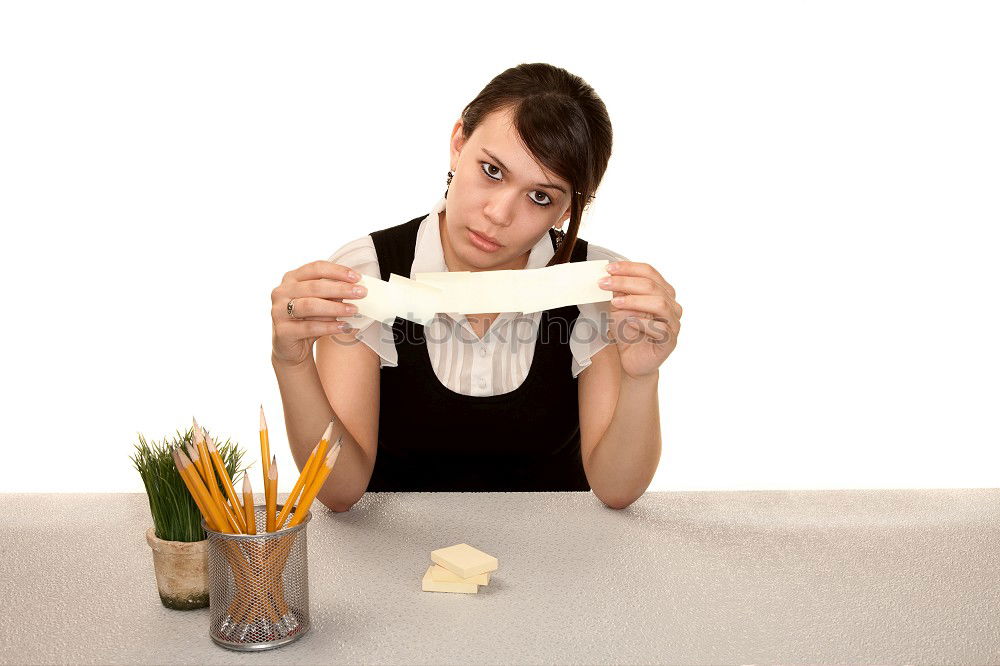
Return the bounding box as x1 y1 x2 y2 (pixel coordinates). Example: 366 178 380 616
366 214 592 492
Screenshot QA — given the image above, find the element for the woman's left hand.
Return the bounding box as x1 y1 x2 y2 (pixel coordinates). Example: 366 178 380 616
597 261 682 379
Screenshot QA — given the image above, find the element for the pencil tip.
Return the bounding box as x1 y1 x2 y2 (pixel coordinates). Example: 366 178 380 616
260 406 267 430
326 438 343 466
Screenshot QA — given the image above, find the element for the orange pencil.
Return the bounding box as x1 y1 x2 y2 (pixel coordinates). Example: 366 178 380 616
304 422 334 494
199 435 241 533
289 436 343 527
242 473 256 535
275 421 334 529
185 443 210 490
266 436 344 576
206 434 248 533
186 437 208 486
265 456 278 532
195 426 246 532
194 427 213 482
188 441 242 533
176 449 230 533
192 423 212 478
172 448 219 532
259 404 271 490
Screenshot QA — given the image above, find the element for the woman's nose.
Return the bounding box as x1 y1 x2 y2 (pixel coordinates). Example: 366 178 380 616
483 192 519 227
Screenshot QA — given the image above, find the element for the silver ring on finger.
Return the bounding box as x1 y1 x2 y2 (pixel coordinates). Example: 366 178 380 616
287 298 298 319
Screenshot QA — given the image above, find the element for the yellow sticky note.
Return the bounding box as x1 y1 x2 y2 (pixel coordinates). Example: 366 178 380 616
421 565 478 594
430 543 499 579
429 564 490 585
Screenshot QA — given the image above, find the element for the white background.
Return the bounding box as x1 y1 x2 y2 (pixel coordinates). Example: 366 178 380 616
1 1 997 492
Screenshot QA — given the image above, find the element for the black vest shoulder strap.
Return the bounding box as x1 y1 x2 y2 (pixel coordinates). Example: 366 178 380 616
369 215 425 281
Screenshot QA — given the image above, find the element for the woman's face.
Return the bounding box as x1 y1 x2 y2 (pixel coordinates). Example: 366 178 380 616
440 106 573 273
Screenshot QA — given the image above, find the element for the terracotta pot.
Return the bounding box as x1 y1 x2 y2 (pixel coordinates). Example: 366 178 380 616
145 526 210 610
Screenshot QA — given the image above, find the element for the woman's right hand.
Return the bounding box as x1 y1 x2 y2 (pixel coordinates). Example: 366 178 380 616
270 260 368 368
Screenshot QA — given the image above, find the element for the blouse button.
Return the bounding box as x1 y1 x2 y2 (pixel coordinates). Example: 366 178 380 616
479 347 487 357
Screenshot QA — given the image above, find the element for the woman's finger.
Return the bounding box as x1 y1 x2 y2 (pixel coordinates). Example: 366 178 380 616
598 275 658 295
285 260 361 286
274 319 352 340
285 296 359 320
609 291 653 318
624 315 675 342
609 293 672 319
299 277 368 301
606 261 674 298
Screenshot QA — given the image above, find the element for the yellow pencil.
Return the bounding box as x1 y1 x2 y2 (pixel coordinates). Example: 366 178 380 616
206 434 248 533
186 438 208 486
200 435 242 534
194 425 213 479
308 422 334 483
289 436 343 527
265 436 343 576
259 404 271 490
265 455 278 532
275 422 334 529
242 473 256 535
177 449 230 533
195 426 247 533
194 427 213 483
188 441 242 533
172 448 219 532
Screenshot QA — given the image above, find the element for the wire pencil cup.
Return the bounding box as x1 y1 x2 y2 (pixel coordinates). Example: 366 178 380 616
204 503 311 651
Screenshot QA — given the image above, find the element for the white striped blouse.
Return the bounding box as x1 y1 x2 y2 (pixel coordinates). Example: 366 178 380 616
328 195 629 397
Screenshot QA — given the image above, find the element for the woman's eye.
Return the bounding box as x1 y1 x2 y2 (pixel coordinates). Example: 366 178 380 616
530 191 552 206
481 162 502 180
480 162 552 207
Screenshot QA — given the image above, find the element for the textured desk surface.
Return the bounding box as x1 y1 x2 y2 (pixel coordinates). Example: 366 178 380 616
1 489 998 664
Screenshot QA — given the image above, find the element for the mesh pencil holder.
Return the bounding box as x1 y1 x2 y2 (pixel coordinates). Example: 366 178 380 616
203 503 312 651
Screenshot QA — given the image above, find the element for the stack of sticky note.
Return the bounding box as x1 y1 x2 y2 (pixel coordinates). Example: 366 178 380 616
421 543 499 594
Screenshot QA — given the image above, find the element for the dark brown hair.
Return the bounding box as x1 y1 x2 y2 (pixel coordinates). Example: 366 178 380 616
455 63 613 266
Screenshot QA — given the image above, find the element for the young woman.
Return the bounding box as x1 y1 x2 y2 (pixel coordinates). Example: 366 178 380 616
270 63 682 510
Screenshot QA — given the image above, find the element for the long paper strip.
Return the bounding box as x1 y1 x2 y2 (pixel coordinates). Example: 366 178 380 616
343 259 611 325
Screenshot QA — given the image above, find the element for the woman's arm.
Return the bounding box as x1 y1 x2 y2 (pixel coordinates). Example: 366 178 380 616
272 328 380 512
577 342 662 510
579 259 681 508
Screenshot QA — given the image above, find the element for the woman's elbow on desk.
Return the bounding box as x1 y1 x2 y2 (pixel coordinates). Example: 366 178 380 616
594 490 641 511
316 495 354 513
315 486 362 513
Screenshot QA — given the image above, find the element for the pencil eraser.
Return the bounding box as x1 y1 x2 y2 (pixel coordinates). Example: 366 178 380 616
429 563 490 585
421 565 478 594
430 543 499 579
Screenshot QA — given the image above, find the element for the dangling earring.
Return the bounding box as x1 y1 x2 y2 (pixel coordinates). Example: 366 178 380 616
553 226 566 249
444 168 455 199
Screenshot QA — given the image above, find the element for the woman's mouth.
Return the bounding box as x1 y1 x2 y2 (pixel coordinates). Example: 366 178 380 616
467 228 503 252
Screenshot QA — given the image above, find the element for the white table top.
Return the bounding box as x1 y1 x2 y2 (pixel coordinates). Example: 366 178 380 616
2 489 998 664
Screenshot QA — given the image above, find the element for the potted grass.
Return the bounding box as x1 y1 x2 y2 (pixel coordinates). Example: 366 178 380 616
130 424 249 610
